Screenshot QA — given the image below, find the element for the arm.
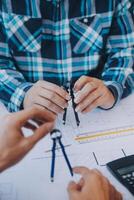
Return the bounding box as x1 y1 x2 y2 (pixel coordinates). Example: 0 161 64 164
0 13 33 112
102 0 134 103
0 13 69 114
73 1 134 113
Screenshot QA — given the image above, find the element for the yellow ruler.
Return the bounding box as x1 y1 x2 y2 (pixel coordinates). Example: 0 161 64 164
75 126 134 143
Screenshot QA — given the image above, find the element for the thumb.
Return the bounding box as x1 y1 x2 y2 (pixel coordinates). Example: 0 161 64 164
27 121 54 144
68 181 79 200
68 181 78 193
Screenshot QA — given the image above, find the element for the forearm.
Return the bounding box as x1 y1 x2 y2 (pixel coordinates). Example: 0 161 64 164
102 48 134 104
122 71 134 98
0 65 33 112
0 19 33 111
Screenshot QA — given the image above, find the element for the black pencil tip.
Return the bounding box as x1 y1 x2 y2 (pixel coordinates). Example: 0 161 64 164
51 178 54 182
77 122 80 126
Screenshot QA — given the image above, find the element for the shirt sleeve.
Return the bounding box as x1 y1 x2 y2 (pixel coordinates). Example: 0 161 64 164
0 15 33 112
102 0 134 105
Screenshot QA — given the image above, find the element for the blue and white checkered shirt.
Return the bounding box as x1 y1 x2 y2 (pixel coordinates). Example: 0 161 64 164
0 0 134 112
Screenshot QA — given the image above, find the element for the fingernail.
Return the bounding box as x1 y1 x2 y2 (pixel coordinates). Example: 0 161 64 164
66 95 71 101
64 103 68 108
74 98 79 104
73 88 76 92
74 87 78 93
75 91 81 97
74 92 81 103
75 106 81 113
73 88 76 93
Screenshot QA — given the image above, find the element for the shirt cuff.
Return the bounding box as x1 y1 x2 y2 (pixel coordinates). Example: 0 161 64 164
100 81 124 110
7 82 33 112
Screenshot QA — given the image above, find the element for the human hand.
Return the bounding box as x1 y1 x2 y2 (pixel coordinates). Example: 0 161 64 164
24 80 70 115
0 107 55 172
74 76 115 113
68 167 122 200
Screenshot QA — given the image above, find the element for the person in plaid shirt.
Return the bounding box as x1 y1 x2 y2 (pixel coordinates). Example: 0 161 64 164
0 0 133 116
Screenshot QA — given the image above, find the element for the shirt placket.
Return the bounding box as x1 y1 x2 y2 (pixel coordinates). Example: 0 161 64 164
48 0 72 86
58 0 73 86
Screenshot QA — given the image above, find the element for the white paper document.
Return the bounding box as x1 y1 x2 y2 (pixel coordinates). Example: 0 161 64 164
0 94 134 200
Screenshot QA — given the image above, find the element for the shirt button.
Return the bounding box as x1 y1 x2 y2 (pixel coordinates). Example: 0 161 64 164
83 18 88 23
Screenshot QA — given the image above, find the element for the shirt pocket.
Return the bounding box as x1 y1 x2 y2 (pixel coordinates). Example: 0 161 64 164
2 13 42 52
70 15 103 54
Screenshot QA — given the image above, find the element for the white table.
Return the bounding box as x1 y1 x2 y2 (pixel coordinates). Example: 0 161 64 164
0 94 134 200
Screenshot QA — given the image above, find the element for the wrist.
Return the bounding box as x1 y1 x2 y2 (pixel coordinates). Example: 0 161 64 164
103 81 123 109
23 84 34 109
23 88 31 109
8 82 33 112
99 90 115 110
23 92 28 109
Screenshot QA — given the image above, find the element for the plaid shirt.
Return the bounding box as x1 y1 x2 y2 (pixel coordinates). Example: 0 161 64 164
0 0 134 112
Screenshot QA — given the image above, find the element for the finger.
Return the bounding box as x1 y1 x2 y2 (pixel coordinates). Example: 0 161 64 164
33 104 57 119
67 181 80 200
82 95 104 113
11 107 56 128
32 119 43 126
90 169 105 184
75 88 101 112
74 82 97 104
67 181 78 192
73 167 90 178
93 169 104 177
69 178 85 192
35 96 64 114
31 105 56 122
74 76 92 92
39 80 70 100
78 177 85 188
27 121 54 144
9 108 40 127
24 121 37 131
39 88 68 109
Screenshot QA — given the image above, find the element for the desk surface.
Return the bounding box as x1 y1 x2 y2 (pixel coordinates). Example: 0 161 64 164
0 94 134 200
